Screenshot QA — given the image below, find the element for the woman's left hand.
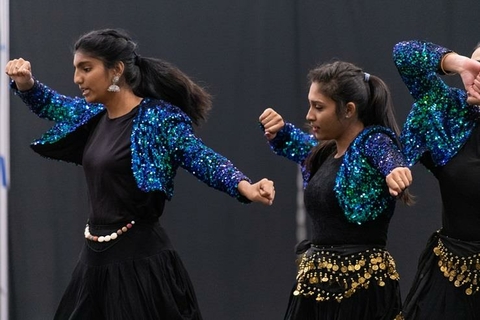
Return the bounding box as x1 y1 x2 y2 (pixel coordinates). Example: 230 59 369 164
386 167 412 197
238 179 275 205
472 72 480 96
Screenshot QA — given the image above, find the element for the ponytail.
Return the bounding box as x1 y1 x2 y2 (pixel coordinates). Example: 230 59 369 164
134 56 212 126
362 75 401 137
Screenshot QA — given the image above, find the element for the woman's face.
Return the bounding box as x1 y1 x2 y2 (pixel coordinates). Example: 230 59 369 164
73 51 114 104
306 82 348 141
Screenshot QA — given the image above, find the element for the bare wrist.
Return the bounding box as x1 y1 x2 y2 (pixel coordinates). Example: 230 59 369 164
16 78 35 92
440 52 458 75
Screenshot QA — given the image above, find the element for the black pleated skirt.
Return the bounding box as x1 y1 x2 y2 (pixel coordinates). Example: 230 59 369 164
284 279 401 320
402 231 480 320
54 221 202 320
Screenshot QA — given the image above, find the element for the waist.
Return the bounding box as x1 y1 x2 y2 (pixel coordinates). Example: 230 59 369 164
295 239 385 255
82 220 174 261
310 243 386 251
441 215 480 241
85 219 160 242
432 230 480 296
294 245 398 302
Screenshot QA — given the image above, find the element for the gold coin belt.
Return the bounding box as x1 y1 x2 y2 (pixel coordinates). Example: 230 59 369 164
433 238 480 296
293 248 399 302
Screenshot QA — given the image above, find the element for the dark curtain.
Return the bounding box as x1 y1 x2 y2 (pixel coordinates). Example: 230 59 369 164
7 1 480 319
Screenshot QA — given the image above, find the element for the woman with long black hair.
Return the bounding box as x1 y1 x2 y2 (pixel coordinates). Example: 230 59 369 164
259 60 412 319
5 28 275 320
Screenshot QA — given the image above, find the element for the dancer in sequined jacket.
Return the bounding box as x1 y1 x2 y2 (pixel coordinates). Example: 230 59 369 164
5 28 275 320
393 40 480 319
259 60 412 320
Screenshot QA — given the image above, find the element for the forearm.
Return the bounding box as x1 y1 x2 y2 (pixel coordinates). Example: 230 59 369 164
11 80 91 122
393 40 451 100
364 132 407 176
441 52 471 75
184 145 251 201
172 119 252 202
14 78 35 92
268 122 316 164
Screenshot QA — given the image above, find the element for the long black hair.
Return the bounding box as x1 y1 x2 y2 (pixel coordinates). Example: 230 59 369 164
304 60 412 204
74 28 211 126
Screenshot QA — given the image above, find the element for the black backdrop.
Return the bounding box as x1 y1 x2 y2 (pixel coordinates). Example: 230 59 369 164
7 1 480 319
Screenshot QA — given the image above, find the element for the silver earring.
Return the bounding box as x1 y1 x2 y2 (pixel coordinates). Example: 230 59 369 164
107 75 120 92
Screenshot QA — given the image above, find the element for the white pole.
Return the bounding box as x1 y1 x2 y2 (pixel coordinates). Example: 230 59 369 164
0 0 10 319
296 170 306 243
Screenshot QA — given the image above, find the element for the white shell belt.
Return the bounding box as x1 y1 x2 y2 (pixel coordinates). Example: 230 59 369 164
84 221 135 242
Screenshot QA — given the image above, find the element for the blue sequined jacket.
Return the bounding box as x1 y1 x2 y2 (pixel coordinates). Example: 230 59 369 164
12 80 250 202
267 123 406 224
393 40 480 167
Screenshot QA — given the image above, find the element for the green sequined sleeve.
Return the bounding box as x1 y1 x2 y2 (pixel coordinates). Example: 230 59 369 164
159 108 252 203
393 40 476 166
267 122 317 165
11 80 101 124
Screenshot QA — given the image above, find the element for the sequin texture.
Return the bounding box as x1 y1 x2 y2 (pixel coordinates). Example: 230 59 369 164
268 124 405 224
12 80 105 144
12 80 251 202
393 40 479 166
336 126 405 224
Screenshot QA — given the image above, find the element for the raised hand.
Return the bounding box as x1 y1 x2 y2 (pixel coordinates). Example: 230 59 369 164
386 167 412 197
238 178 275 205
4 58 34 91
259 108 285 140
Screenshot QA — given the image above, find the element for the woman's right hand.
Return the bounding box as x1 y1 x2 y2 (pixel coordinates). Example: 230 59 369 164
4 58 34 91
386 167 412 197
238 178 275 205
259 108 285 140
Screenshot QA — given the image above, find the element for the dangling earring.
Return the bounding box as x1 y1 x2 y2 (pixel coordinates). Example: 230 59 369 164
107 75 120 92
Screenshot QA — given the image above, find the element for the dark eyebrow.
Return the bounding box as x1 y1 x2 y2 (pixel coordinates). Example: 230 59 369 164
74 61 90 68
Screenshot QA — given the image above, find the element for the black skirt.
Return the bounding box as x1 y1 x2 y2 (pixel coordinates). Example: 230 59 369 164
284 244 402 320
54 221 202 320
402 231 480 320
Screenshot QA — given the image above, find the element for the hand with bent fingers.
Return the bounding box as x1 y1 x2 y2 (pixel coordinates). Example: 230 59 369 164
386 167 413 197
238 179 275 205
259 108 285 140
472 73 480 97
4 58 35 91
458 59 480 101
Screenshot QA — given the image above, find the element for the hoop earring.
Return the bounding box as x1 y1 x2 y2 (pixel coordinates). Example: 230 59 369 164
107 75 120 93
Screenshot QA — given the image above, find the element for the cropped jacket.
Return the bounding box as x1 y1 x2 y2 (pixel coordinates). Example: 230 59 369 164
393 40 480 167
267 123 406 224
12 80 250 202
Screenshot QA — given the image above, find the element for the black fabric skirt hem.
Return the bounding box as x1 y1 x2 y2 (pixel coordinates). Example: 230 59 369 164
54 221 202 320
284 278 402 320
402 230 480 320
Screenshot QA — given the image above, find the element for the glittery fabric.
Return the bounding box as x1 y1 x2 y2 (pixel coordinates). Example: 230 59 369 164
336 126 405 224
266 122 317 187
393 40 480 167
12 80 105 144
268 124 406 224
12 80 251 202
